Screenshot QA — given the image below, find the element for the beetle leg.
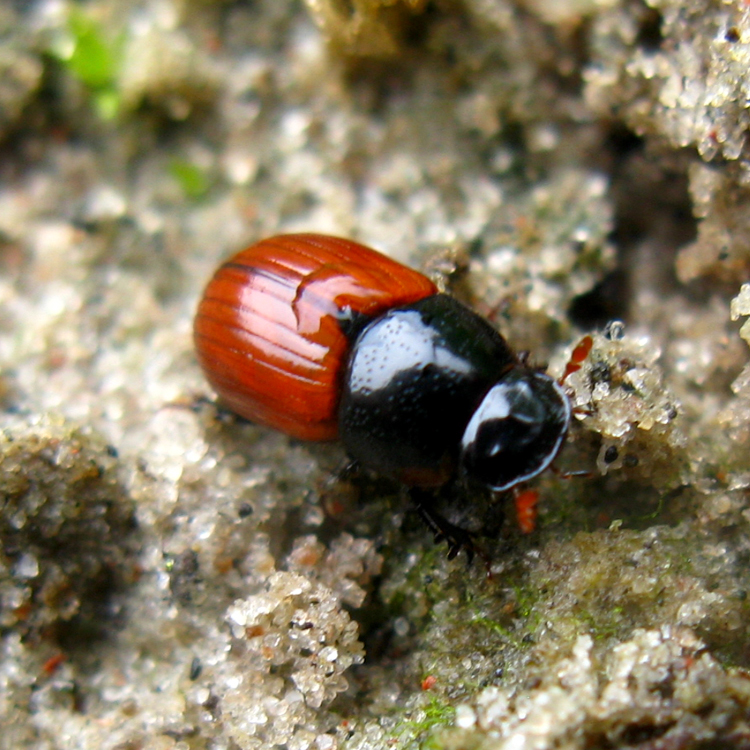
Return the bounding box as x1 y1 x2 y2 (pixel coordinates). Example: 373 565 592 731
167 394 241 425
550 464 592 480
409 488 481 564
320 457 362 519
334 457 362 481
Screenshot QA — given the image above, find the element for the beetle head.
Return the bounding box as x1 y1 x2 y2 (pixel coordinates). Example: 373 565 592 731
460 368 570 491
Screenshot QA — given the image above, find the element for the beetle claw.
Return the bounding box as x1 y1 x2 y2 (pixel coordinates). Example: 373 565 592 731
411 488 483 565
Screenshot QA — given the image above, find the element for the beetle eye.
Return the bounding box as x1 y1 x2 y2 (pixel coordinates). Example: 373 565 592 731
460 370 570 491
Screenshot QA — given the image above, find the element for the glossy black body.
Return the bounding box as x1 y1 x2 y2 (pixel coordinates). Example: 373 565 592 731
459 368 571 490
340 294 519 486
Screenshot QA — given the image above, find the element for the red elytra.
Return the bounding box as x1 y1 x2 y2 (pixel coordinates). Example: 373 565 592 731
193 234 437 441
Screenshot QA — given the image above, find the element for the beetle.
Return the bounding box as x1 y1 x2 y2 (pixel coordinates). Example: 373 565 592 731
194 233 577 558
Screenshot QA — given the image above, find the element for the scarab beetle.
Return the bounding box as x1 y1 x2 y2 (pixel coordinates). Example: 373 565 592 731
194 234 575 555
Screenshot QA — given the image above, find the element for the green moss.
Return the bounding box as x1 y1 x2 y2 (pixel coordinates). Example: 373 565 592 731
575 604 625 640
169 159 211 200
511 582 542 621
393 696 456 750
49 6 123 119
469 612 522 647
65 9 118 89
464 580 542 648
421 696 456 728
